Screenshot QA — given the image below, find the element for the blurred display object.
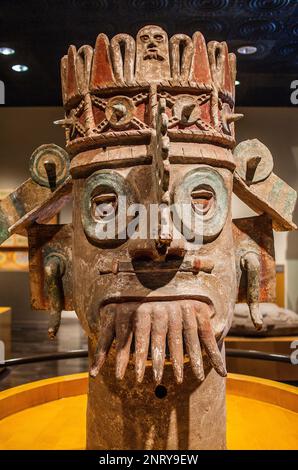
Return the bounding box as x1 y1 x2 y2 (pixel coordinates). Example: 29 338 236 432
230 302 298 336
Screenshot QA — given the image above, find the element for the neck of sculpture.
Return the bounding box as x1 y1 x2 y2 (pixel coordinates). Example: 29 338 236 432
86 340 226 450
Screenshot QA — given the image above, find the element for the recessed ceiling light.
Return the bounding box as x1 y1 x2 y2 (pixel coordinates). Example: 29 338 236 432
235 80 240 86
0 47 15 56
12 64 28 72
237 46 258 55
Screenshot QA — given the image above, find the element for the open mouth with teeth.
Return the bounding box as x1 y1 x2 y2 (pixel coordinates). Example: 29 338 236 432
89 299 226 385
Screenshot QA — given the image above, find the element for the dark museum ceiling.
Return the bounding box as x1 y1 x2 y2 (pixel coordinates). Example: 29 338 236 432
1 0 298 106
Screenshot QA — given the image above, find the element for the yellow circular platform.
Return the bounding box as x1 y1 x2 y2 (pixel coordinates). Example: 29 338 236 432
0 373 297 450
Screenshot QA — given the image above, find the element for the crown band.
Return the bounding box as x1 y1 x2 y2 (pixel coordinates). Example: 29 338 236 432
57 26 241 157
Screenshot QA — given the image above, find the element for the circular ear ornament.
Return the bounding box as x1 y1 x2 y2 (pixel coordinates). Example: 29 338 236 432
81 170 136 244
234 139 273 184
173 167 229 242
30 144 70 188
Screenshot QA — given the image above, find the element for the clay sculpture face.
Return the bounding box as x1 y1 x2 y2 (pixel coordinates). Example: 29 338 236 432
74 156 236 384
135 25 171 81
0 25 296 450
63 26 242 385
138 25 168 61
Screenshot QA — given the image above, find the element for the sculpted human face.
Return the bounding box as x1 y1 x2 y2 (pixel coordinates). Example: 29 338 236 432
138 25 168 61
135 25 170 81
72 144 237 385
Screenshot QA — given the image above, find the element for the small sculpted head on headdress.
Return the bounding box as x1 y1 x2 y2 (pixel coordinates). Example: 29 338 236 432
135 25 170 81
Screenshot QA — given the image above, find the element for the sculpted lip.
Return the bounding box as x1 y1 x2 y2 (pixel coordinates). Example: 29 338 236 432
101 294 213 305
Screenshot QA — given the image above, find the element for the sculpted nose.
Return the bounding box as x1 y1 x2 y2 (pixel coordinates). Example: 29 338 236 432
157 204 173 250
128 239 161 261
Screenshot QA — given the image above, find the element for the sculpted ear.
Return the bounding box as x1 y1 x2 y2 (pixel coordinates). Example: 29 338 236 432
0 144 73 338
28 223 74 337
233 139 297 231
0 144 72 246
233 214 276 330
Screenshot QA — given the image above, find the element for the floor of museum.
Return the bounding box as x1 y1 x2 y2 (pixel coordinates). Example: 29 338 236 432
0 313 88 391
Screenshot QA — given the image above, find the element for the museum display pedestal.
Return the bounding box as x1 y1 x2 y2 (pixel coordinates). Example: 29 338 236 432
0 372 297 450
226 336 298 381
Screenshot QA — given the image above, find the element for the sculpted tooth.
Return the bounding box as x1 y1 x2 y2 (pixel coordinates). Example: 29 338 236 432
90 298 225 383
151 302 168 384
134 303 152 383
167 302 184 384
181 300 204 382
115 303 135 380
90 304 116 378
194 301 227 377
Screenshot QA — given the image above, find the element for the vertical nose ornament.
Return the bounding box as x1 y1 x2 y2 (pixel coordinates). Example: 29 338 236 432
158 203 173 247
154 96 173 248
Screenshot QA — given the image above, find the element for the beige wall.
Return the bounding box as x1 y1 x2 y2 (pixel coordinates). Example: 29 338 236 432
0 107 64 188
0 106 297 310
